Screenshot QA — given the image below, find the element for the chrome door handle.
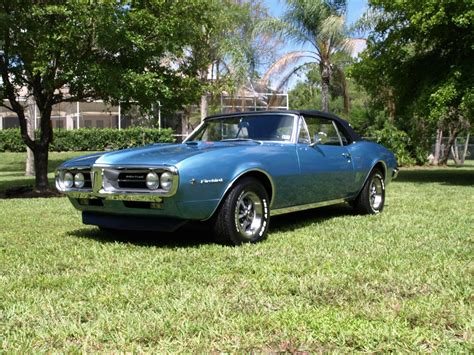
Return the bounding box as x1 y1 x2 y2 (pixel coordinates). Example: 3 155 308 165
342 152 351 158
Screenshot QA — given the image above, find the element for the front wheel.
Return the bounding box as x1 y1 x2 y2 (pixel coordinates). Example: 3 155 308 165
351 169 385 214
213 177 270 245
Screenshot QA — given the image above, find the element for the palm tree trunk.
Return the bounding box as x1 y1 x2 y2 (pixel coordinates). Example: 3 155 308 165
320 62 330 112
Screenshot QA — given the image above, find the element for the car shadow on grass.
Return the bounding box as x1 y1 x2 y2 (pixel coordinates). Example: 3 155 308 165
270 204 354 233
68 223 216 249
67 204 354 248
396 166 474 186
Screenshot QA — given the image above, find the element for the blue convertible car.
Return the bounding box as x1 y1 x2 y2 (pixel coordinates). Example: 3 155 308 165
56 110 398 245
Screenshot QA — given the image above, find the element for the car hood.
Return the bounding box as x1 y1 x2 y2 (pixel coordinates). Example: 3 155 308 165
92 141 263 167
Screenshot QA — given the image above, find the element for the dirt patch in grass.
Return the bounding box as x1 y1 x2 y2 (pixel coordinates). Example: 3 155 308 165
0 185 62 199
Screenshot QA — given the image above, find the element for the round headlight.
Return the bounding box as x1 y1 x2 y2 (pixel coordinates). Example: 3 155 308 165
146 172 160 190
63 172 74 189
160 171 173 192
74 172 85 188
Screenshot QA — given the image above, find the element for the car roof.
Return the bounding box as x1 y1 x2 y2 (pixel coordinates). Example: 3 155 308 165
205 110 361 142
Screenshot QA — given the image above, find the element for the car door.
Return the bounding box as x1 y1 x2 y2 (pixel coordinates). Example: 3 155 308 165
295 115 355 205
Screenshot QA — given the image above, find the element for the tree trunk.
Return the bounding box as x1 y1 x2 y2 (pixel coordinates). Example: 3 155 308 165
25 113 35 176
25 96 37 176
33 147 49 191
386 87 396 121
320 62 330 112
200 94 208 122
181 107 191 138
1 50 53 191
461 132 470 165
439 126 460 165
450 139 460 165
432 128 443 165
337 69 350 115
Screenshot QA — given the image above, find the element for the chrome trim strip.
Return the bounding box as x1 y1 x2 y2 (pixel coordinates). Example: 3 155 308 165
92 164 178 171
183 121 205 143
331 120 344 146
271 198 346 216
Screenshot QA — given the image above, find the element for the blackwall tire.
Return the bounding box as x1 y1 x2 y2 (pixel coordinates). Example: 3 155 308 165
352 169 385 215
213 177 270 245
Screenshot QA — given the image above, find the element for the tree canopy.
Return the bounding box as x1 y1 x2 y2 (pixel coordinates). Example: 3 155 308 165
352 0 473 164
0 0 219 190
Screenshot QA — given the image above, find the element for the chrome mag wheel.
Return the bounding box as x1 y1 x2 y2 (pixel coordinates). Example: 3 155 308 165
234 190 264 239
369 174 384 210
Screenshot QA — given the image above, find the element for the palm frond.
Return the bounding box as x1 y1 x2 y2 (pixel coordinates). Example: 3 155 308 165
341 38 366 57
351 6 383 35
255 17 316 49
273 61 315 93
261 51 318 84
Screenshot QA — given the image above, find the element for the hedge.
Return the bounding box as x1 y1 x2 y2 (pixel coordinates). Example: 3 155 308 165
0 128 175 152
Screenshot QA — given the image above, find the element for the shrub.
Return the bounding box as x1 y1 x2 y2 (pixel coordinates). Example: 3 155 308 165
0 128 175 152
366 123 416 166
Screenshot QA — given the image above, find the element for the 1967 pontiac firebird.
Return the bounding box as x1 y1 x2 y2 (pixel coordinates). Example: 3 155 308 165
56 110 398 245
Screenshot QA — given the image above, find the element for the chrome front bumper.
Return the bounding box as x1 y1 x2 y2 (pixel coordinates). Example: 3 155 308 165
61 190 166 202
392 167 399 180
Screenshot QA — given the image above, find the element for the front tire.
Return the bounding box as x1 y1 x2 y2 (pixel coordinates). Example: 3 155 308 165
213 177 270 245
352 169 385 214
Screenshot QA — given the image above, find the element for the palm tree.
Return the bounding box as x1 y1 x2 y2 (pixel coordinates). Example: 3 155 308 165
258 0 353 112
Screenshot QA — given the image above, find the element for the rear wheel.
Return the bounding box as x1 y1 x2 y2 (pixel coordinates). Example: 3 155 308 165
352 169 385 214
213 177 270 245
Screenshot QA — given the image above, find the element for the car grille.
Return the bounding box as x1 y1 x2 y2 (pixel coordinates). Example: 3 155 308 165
81 171 93 189
117 172 148 189
86 166 179 197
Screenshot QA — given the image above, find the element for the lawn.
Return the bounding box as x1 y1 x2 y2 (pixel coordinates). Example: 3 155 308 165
0 152 473 352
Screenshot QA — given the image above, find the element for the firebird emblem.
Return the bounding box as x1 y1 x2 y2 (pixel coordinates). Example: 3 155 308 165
200 178 224 184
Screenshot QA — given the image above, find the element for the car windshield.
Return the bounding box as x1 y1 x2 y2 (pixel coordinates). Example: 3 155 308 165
186 114 295 142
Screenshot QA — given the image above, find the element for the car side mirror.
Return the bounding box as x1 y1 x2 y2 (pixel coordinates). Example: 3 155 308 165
310 132 327 147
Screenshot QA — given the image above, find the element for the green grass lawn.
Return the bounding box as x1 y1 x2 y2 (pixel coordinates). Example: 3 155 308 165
0 152 473 352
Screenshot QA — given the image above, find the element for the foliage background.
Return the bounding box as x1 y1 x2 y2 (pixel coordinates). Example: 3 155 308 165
0 128 175 153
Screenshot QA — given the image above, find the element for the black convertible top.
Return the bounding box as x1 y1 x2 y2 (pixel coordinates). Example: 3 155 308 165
205 110 361 142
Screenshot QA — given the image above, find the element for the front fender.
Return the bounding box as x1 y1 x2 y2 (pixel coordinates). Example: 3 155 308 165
175 161 273 221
